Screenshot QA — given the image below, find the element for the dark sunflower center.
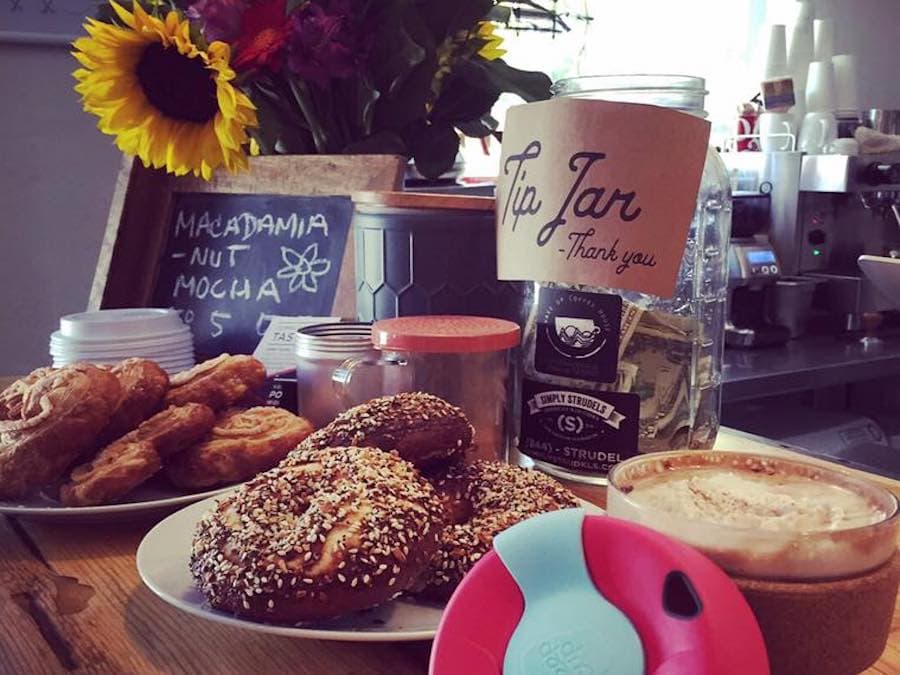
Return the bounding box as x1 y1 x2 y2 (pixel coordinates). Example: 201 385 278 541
135 43 218 123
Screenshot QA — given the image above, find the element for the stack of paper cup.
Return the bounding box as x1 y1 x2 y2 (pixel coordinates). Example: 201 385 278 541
805 61 837 112
764 25 789 79
788 1 815 98
832 54 861 115
799 61 839 154
49 308 195 375
813 19 836 62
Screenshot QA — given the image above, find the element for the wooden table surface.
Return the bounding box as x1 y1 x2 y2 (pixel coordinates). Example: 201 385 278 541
0 397 897 674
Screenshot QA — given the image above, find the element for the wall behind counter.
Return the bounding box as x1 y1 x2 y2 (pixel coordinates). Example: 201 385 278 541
811 0 900 109
0 43 121 375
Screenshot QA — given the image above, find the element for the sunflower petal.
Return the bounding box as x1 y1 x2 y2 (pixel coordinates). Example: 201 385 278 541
109 1 136 29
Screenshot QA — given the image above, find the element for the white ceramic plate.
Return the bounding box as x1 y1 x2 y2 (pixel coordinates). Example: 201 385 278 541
137 494 603 642
0 478 230 523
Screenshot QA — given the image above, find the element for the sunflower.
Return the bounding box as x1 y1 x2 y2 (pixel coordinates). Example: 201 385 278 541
73 1 258 179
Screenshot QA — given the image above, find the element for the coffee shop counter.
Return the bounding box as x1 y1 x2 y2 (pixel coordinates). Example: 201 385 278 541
723 334 900 403
0 426 897 674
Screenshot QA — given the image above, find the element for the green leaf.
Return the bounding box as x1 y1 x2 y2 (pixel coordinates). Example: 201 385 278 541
409 121 460 179
485 6 512 23
456 114 498 138
343 130 408 155
248 85 314 154
430 59 501 124
478 57 553 102
286 0 305 14
287 77 332 153
367 1 429 96
419 0 494 41
369 3 438 132
331 75 381 143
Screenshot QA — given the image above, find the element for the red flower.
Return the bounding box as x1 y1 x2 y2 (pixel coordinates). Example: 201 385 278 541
232 0 291 72
187 0 248 43
287 0 362 87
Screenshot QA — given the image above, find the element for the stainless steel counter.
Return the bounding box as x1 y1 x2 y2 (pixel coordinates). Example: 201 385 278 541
722 334 900 402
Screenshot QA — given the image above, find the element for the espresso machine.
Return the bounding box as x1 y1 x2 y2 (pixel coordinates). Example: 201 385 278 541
721 151 801 347
783 153 900 329
726 191 792 347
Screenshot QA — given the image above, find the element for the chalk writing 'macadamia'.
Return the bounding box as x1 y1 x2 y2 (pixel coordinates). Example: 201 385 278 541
174 210 329 241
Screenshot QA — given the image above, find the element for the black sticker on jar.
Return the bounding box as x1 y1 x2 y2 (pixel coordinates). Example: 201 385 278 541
534 288 621 383
520 379 639 475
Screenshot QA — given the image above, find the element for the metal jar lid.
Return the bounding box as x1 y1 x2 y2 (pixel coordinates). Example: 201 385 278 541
296 322 374 358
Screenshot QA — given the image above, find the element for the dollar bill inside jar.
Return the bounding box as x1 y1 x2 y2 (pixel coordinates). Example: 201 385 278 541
516 282 723 484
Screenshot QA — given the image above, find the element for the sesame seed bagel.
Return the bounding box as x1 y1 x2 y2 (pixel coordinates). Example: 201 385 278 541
299 392 474 470
191 446 446 623
416 460 579 601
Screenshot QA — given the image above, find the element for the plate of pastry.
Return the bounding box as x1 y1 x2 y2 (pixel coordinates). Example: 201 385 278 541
137 392 602 641
0 480 232 522
0 355 314 522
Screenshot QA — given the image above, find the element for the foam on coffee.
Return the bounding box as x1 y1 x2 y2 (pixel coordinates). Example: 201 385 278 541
608 451 898 581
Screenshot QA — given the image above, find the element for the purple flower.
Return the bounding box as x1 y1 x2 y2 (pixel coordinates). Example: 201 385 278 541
187 0 249 43
286 0 362 87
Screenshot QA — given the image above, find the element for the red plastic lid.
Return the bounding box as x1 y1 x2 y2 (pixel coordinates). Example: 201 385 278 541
371 316 520 354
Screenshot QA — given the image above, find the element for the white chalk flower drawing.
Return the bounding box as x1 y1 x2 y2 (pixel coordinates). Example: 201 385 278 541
276 243 331 293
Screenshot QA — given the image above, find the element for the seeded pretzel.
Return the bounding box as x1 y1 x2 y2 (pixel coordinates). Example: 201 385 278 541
299 392 474 469
191 446 447 623
415 460 579 600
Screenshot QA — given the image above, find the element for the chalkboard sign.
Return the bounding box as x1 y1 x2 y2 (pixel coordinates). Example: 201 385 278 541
90 155 406 357
150 193 352 358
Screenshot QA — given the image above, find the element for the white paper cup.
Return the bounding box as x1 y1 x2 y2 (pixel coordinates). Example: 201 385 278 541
765 24 789 79
806 60 837 112
814 19 836 62
758 112 796 152
799 111 838 154
832 54 861 115
788 2 815 93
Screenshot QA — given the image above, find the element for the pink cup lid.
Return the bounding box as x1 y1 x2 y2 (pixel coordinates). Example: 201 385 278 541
371 316 520 354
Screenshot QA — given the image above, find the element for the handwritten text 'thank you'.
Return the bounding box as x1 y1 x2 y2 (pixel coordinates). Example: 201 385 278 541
500 140 658 276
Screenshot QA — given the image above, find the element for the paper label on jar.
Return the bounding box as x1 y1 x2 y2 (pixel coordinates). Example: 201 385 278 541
534 288 621 383
496 98 711 298
520 379 639 475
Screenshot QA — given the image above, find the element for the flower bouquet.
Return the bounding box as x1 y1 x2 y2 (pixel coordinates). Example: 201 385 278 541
74 0 553 180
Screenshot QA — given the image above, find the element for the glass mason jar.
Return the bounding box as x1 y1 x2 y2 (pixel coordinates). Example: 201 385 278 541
295 322 380 428
334 316 521 463
515 75 732 485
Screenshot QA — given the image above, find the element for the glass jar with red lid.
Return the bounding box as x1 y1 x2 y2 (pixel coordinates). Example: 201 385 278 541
334 315 520 462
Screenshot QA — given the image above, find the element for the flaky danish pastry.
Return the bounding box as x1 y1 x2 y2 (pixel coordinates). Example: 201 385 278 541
0 364 121 498
165 406 314 489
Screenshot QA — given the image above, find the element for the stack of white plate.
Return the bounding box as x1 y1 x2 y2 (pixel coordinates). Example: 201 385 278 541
50 309 195 375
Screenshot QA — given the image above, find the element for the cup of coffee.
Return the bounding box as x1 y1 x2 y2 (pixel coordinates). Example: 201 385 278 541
607 450 900 675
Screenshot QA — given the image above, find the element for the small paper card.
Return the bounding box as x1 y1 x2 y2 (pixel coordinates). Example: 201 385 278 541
496 98 711 298
252 315 336 375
